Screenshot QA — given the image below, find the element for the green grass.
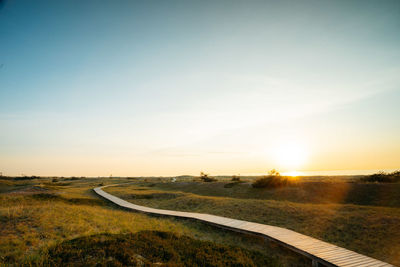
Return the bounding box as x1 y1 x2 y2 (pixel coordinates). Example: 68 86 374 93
46 231 278 266
105 180 400 266
144 180 400 207
252 176 298 188
0 177 308 266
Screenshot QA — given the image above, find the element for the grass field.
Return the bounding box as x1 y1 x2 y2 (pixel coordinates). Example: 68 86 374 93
0 177 309 266
104 178 400 266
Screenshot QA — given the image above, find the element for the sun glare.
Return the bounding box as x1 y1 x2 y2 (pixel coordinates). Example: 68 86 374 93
283 171 303 177
274 141 308 170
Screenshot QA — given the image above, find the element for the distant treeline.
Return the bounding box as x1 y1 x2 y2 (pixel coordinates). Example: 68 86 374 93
360 171 400 183
0 175 41 180
0 176 87 181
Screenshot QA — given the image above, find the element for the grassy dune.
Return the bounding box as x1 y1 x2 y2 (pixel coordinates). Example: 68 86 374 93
0 177 308 266
48 231 277 266
151 180 400 207
105 180 400 266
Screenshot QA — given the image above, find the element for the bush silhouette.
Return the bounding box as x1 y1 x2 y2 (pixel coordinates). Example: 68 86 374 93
252 170 296 188
360 170 400 183
231 175 241 182
200 172 217 182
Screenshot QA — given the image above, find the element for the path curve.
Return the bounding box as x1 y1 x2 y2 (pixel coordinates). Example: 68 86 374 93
94 184 394 267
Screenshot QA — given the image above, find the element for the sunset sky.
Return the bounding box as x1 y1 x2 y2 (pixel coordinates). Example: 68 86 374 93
1 0 400 176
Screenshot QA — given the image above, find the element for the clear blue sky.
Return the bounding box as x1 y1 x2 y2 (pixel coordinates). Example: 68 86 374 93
1 0 400 176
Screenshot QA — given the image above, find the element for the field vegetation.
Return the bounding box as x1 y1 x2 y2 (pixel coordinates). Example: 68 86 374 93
252 170 298 189
199 172 217 182
360 170 400 183
105 175 400 266
0 177 309 266
47 231 278 266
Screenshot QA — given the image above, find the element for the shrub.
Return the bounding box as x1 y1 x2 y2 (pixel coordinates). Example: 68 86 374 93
224 181 243 188
64 177 80 181
202 177 217 182
360 171 400 183
200 172 217 182
252 175 296 188
268 169 280 176
12 176 37 181
231 175 241 182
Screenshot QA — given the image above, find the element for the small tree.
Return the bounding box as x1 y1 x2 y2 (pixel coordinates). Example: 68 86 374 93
200 172 217 182
268 169 280 176
252 169 295 188
231 175 241 182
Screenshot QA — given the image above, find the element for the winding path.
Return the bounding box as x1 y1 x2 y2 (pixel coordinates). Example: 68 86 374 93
94 184 394 267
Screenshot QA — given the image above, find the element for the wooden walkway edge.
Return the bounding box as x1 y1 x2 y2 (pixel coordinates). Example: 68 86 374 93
94 185 394 267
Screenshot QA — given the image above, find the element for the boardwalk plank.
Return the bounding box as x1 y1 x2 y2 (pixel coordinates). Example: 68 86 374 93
368 263 394 267
224 220 248 228
331 254 370 264
340 258 382 267
335 256 379 266
317 249 355 259
302 243 340 252
304 244 340 253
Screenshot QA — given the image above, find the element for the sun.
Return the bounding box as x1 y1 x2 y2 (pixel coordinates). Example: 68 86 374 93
274 141 308 170
284 170 303 177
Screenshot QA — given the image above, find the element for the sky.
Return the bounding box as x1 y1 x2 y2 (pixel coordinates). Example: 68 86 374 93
0 0 400 176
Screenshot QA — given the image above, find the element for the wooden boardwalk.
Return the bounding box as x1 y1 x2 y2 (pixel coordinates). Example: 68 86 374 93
94 185 394 267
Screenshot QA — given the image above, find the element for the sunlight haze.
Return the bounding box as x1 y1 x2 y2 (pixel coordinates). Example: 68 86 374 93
1 0 399 176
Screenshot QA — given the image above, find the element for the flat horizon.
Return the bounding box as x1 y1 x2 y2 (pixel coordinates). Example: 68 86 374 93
3 168 399 178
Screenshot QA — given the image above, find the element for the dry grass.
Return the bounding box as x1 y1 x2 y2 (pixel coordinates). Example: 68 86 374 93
106 181 400 266
0 193 194 264
47 231 279 266
0 177 308 266
252 176 298 188
147 180 400 207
